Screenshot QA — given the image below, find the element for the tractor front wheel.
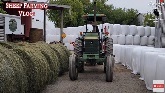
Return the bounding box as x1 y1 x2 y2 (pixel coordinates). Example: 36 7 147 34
69 54 78 80
78 62 84 73
106 55 113 82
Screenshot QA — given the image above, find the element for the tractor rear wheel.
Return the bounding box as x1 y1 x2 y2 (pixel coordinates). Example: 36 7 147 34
69 54 78 80
106 55 113 82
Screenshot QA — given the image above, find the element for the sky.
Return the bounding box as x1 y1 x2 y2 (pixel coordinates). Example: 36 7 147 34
28 0 156 28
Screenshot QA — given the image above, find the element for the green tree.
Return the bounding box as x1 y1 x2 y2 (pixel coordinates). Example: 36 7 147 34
47 0 84 27
144 13 155 27
0 0 6 14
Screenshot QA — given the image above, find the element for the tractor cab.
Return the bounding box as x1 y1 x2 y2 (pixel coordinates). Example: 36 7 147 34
82 14 107 33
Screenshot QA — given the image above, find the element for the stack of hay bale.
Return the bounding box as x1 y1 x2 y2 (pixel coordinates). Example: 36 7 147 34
0 42 70 93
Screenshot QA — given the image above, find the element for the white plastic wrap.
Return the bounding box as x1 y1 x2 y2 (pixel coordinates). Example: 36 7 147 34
121 25 130 35
148 36 155 45
132 46 147 74
155 55 165 81
111 35 118 44
125 35 133 45
113 24 122 35
120 45 127 66
137 26 145 36
113 44 123 63
144 27 151 36
129 25 138 35
143 52 165 90
161 37 165 47
140 36 148 46
117 35 126 45
125 45 136 70
139 48 165 80
109 24 113 35
151 27 155 36
133 35 140 45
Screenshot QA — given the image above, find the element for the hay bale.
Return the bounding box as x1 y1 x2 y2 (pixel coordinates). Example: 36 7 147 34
29 42 59 83
0 42 18 49
50 44 70 75
0 45 28 93
14 46 50 93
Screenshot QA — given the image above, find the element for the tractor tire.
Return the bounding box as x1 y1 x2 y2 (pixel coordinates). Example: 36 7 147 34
78 62 84 73
69 54 78 81
106 55 113 82
74 38 82 56
105 37 113 56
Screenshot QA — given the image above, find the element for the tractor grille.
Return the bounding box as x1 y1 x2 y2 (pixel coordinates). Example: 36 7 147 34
84 39 99 54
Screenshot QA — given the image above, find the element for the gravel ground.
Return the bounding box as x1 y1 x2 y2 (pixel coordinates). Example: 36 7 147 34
42 63 153 93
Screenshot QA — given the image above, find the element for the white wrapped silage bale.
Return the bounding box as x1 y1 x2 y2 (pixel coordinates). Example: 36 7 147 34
121 25 130 35
139 48 165 80
111 35 118 44
125 35 133 45
132 46 148 75
117 35 126 45
129 25 138 35
161 37 165 47
150 27 155 36
155 55 165 82
143 52 165 90
137 26 145 36
113 44 122 63
133 35 140 45
144 26 151 36
125 45 136 70
113 24 122 35
140 36 148 46
148 36 155 45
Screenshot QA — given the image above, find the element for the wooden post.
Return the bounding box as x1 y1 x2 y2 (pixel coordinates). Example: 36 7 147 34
44 9 46 42
60 9 64 42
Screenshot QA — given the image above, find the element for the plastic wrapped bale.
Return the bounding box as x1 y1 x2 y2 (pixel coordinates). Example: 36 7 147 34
161 37 165 47
144 27 151 36
28 42 60 83
151 27 155 36
111 35 118 44
155 55 165 82
121 25 130 35
113 24 121 35
148 36 155 45
14 46 50 93
137 26 145 36
117 35 126 45
140 36 148 46
133 35 140 45
50 44 69 75
129 25 138 35
125 35 133 45
0 45 28 93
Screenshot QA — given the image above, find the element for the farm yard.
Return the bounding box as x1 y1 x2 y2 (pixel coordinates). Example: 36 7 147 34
1 0 165 93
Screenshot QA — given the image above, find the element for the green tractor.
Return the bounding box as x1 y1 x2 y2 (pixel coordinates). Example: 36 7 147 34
69 13 114 82
69 1 114 82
